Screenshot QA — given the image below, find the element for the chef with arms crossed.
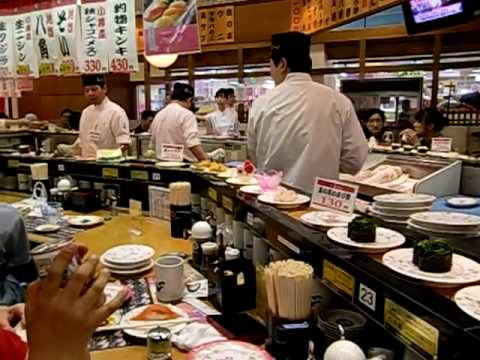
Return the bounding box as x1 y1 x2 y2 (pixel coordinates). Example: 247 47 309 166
72 74 131 158
248 32 368 193
150 83 212 162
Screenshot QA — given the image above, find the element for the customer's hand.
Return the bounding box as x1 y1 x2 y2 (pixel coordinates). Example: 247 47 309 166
0 303 25 331
26 244 127 360
400 129 418 145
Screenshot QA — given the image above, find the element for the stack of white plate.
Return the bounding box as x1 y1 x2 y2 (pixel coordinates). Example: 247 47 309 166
408 211 480 237
100 245 155 275
370 193 436 224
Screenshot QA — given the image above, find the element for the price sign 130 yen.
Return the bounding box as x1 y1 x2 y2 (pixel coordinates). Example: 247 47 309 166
311 178 358 214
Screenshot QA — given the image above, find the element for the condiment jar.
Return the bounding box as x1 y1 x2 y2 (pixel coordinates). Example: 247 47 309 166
147 326 172 360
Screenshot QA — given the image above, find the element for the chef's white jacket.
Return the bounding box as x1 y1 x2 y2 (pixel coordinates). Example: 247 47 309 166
248 73 368 193
150 102 201 162
77 97 131 158
206 107 238 136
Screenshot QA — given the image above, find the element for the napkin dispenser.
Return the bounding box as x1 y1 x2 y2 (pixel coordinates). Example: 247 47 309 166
266 319 311 360
215 258 256 314
70 190 102 213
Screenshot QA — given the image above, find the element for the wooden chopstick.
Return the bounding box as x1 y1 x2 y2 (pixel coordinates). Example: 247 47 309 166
96 317 196 332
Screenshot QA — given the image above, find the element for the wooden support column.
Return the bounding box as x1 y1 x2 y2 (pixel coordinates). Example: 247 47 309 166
144 60 152 111
431 34 442 108
359 39 366 80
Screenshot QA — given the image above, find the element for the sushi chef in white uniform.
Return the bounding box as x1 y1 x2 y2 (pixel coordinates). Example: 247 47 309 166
150 83 210 162
248 32 368 193
206 88 239 136
75 74 131 158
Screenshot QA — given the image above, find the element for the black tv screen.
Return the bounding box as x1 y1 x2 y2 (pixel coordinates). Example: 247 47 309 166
403 0 474 34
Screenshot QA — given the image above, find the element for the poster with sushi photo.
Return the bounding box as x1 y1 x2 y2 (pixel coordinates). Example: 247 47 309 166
143 0 201 56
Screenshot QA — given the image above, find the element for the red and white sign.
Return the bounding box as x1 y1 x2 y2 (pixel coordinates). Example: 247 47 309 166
431 137 452 153
143 0 201 56
13 5 39 78
0 15 15 78
80 0 108 73
106 0 139 73
161 144 184 162
32 2 59 76
53 0 81 75
311 178 358 214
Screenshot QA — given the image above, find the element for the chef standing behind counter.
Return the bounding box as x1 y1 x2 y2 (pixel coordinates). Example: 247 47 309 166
248 32 368 193
150 83 209 162
75 74 131 158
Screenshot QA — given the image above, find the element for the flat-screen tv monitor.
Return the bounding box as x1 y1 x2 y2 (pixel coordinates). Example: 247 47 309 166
403 0 474 34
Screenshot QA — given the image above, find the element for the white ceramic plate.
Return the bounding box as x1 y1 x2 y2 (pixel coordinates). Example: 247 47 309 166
382 248 480 287
327 227 405 253
35 224 61 233
455 285 480 321
107 260 154 276
67 215 104 227
155 161 187 168
217 169 237 179
373 194 436 208
410 211 480 228
372 204 432 215
226 177 258 186
369 207 410 220
103 245 155 266
100 253 152 270
121 304 188 339
258 193 310 209
301 211 357 228
407 220 480 236
187 340 273 360
446 197 479 208
239 185 264 195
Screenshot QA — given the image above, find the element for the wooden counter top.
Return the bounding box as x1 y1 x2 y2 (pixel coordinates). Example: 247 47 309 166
0 192 190 359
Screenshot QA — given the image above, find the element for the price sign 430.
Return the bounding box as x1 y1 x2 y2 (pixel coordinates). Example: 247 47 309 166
110 58 129 73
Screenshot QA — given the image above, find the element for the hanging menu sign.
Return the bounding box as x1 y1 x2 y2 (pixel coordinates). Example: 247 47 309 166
291 0 403 34
0 15 15 78
53 0 81 75
14 5 39 78
198 5 234 45
33 3 59 76
80 0 108 73
143 0 201 55
106 0 139 73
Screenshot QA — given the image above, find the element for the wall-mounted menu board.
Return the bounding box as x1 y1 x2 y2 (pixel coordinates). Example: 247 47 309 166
291 0 403 34
198 5 235 45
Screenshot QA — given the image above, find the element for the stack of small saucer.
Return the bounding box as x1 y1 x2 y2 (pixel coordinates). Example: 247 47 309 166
408 211 480 237
369 193 436 224
317 309 367 344
100 245 155 276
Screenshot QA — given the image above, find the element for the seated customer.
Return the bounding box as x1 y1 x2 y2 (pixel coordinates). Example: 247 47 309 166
0 205 35 306
400 108 448 148
363 108 386 142
134 110 156 134
0 244 127 360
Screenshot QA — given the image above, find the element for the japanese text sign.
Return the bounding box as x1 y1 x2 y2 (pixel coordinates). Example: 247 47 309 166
80 0 108 73
311 177 358 214
54 0 80 75
106 0 139 73
198 5 234 45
